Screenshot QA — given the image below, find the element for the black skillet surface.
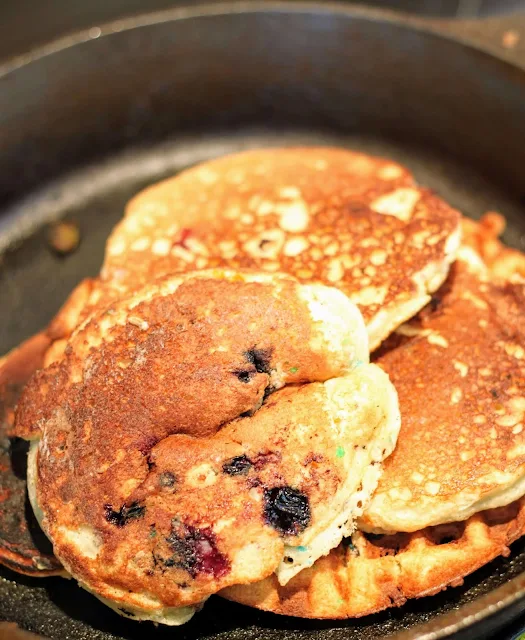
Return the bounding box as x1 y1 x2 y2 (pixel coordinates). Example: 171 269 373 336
1 3 525 639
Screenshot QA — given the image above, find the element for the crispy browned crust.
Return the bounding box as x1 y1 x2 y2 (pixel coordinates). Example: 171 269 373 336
221 498 525 618
0 334 62 576
91 147 460 350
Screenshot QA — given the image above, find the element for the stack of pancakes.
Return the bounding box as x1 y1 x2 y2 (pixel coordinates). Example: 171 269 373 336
1 148 525 625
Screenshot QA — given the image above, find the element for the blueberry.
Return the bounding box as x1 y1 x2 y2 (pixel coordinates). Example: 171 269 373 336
222 455 252 476
104 501 145 527
244 347 273 374
263 486 310 536
233 369 255 384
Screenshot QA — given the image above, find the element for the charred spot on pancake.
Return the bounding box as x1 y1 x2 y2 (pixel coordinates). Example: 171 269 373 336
164 523 230 578
222 455 252 476
104 501 146 527
491 388 499 399
233 369 256 384
159 471 176 488
244 347 273 375
263 486 310 536
363 532 410 557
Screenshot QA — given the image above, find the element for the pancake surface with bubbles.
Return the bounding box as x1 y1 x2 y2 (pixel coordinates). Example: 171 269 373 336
88 147 461 350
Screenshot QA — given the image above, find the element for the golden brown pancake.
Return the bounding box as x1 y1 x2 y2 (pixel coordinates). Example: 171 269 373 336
361 253 525 533
16 269 400 624
85 147 461 351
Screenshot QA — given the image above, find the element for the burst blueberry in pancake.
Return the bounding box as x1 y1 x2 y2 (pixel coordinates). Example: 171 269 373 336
15 269 400 625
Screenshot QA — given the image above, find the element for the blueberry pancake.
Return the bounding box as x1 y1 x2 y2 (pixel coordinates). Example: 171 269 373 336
15 269 400 624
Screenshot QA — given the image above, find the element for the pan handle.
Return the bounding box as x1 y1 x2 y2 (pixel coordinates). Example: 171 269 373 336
423 14 525 70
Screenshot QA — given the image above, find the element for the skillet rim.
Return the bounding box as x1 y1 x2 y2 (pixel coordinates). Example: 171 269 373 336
0 0 525 77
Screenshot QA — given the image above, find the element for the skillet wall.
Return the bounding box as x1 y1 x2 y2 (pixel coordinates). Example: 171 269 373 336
1 7 525 208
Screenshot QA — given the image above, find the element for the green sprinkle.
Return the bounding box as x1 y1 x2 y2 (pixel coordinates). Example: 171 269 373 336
336 446 345 458
296 546 308 552
148 527 157 539
289 367 299 374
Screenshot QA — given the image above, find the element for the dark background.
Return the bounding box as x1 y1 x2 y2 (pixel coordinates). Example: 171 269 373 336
0 0 524 62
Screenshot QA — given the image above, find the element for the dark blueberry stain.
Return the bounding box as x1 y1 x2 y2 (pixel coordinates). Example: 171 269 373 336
159 471 177 488
244 347 273 375
263 486 310 536
491 388 499 399
104 501 146 527
222 455 252 476
233 369 255 384
165 523 230 578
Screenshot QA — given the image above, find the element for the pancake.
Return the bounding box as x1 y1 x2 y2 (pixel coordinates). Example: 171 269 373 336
360 252 525 533
89 147 461 351
16 269 400 624
0 334 62 577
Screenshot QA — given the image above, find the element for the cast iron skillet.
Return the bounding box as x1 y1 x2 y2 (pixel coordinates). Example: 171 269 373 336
1 3 525 638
